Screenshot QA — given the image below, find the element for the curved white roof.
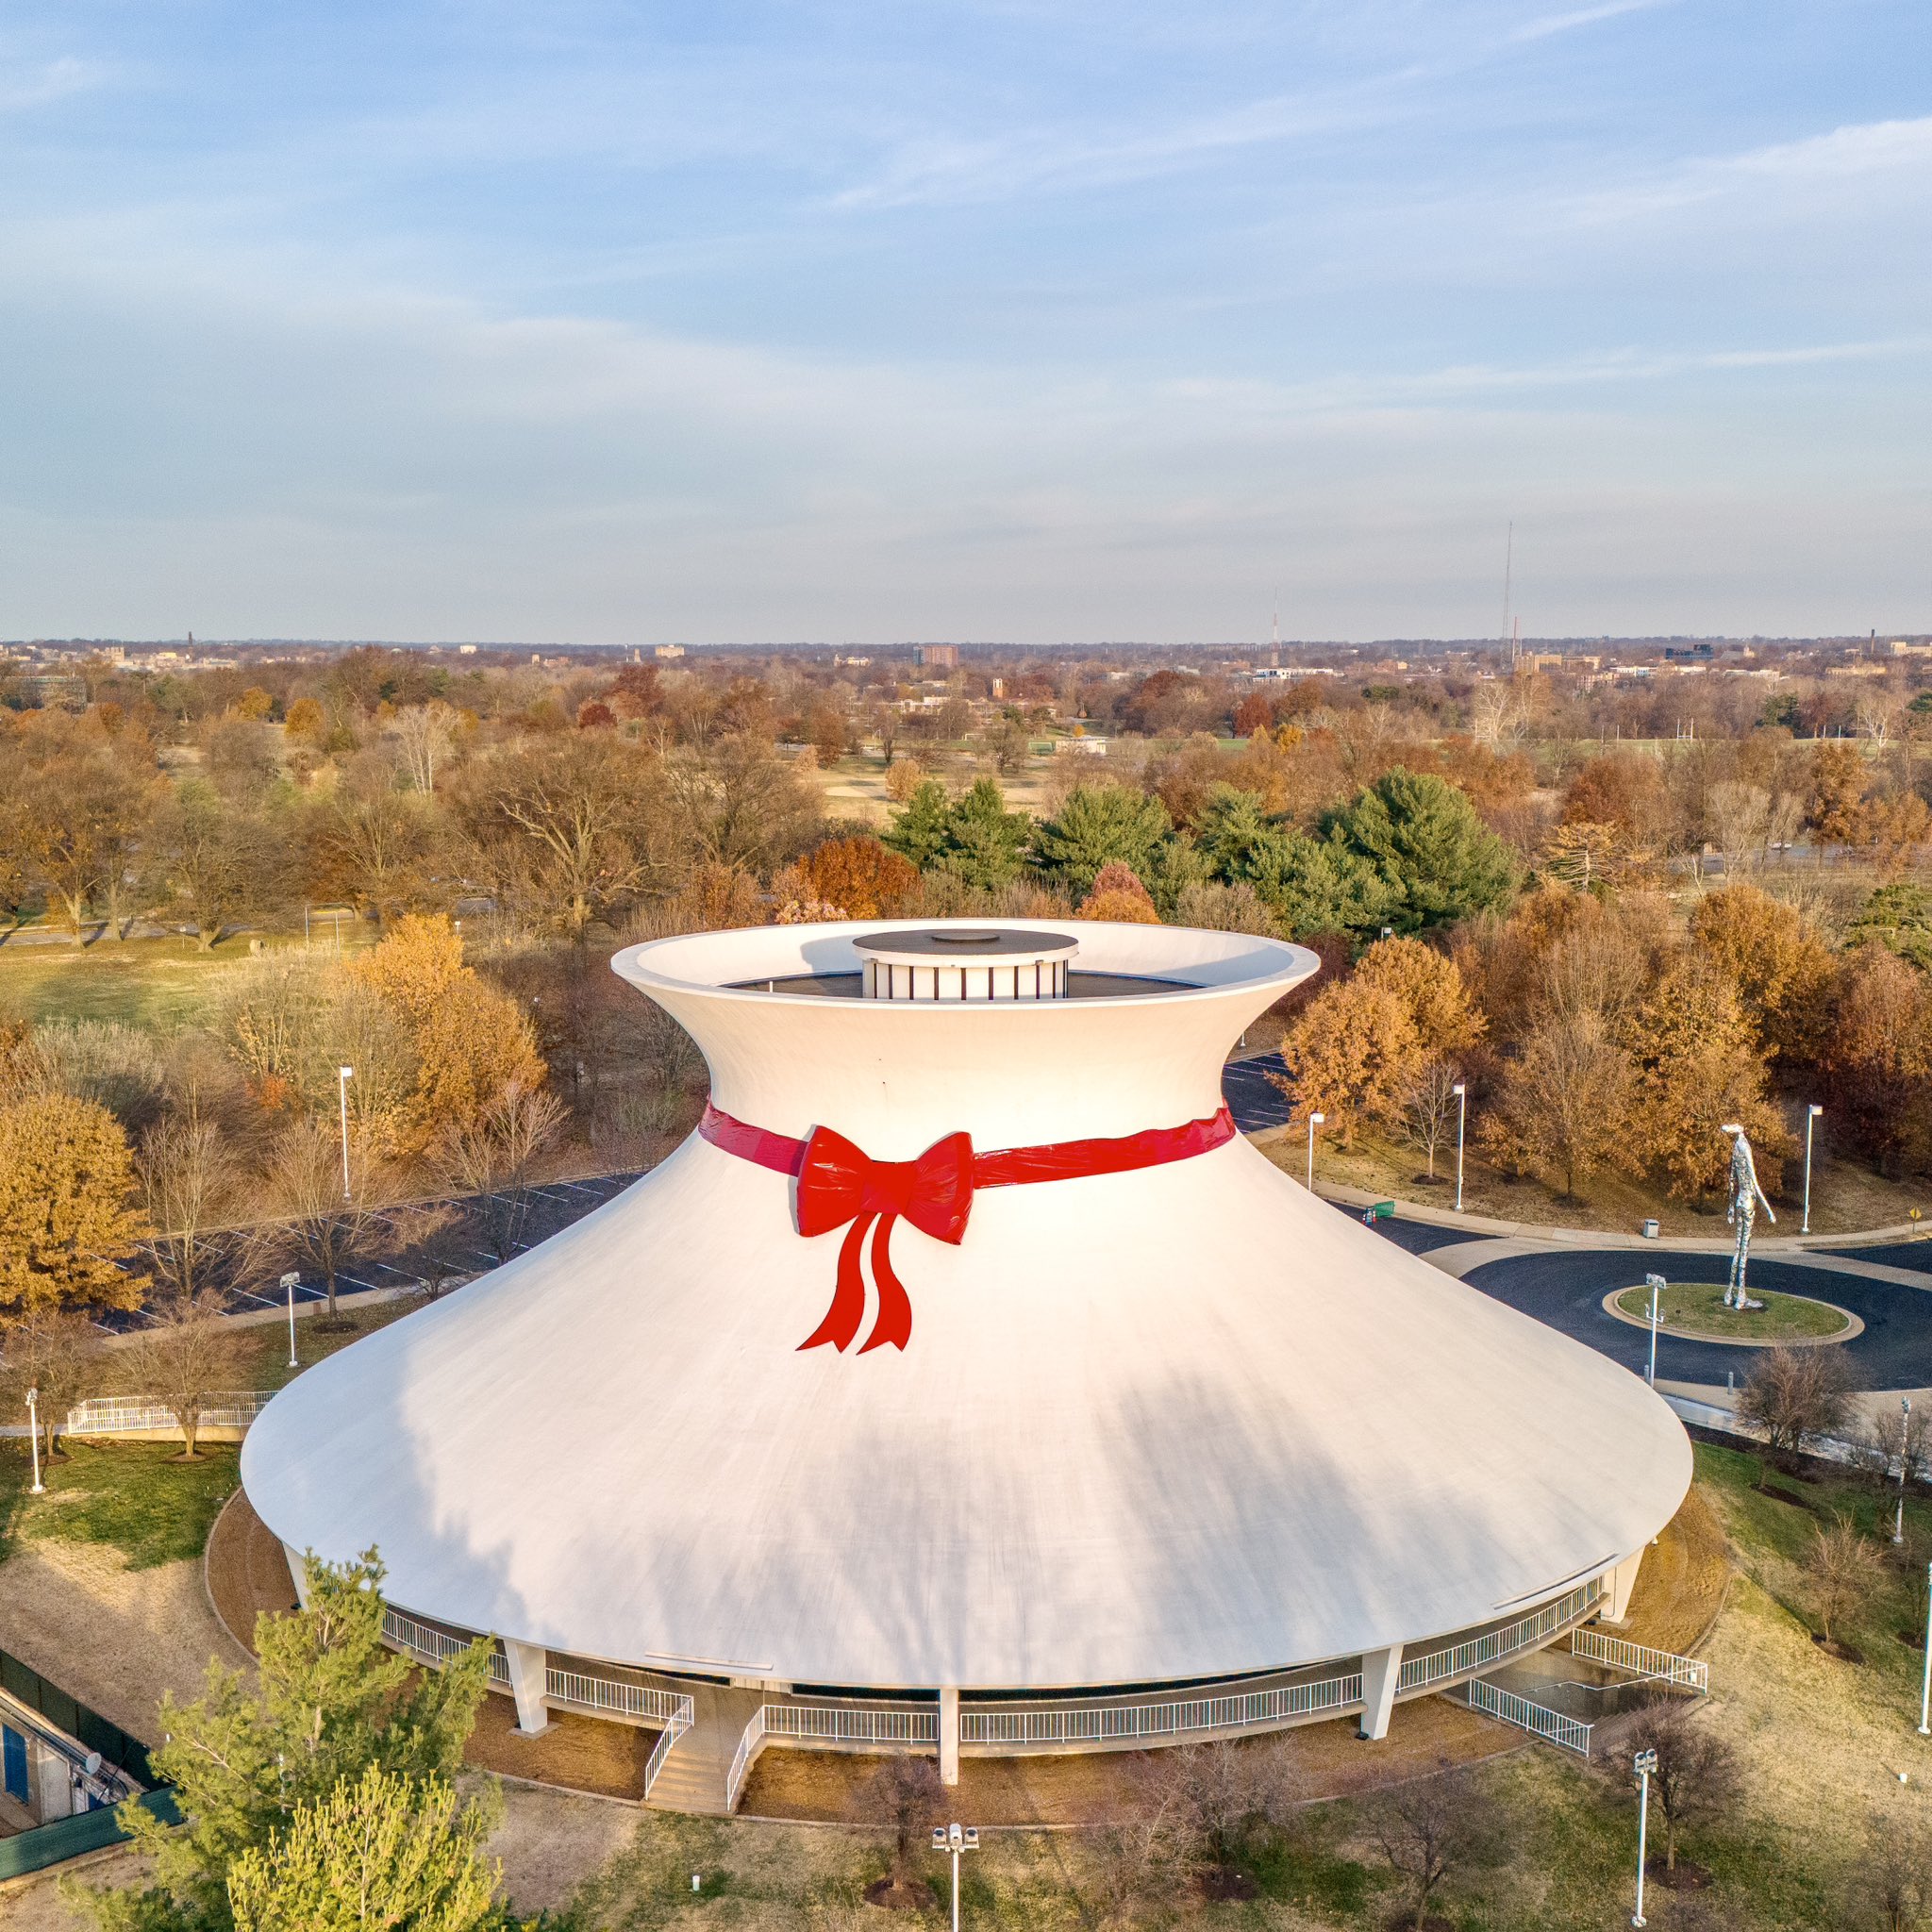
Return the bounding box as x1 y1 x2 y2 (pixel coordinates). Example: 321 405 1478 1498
242 922 1690 1691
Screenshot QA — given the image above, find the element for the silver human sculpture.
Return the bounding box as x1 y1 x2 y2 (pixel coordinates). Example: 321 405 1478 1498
1723 1123 1774 1309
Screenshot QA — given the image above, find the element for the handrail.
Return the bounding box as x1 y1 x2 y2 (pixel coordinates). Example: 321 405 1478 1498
960 1671 1361 1747
763 1702 939 1745
1570 1626 1709 1691
726 1707 768 1812
1398 1581 1601 1693
378 1607 692 1797
1453 1676 1592 1757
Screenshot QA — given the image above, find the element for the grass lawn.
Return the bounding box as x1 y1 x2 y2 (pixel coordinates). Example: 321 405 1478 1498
0 1439 238 1570
0 926 374 1030
1614 1279 1852 1341
221 1292 420 1395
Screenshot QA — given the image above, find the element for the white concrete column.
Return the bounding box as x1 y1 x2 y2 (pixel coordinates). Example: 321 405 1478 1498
503 1641 551 1738
939 1685 960 1787
281 1542 310 1608
1357 1643 1403 1741
1602 1550 1644 1625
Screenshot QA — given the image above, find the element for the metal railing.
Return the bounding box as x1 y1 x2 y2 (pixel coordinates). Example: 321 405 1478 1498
64 1391 274 1436
381 1607 510 1686
960 1670 1363 1748
1570 1626 1708 1692
378 1609 693 1799
1453 1676 1592 1757
726 1707 767 1812
764 1702 939 1746
1398 1581 1602 1693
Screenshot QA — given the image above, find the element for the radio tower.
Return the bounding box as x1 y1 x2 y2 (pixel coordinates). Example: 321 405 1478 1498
1501 523 1517 671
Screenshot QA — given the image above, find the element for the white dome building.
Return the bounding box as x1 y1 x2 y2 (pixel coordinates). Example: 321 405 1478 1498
241 921 1690 1813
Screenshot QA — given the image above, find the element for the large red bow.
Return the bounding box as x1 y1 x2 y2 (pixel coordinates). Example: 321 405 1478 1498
699 1100 1236 1357
793 1127 974 1354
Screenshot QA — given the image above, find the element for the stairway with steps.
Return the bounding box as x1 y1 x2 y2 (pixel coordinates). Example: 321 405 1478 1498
643 1684 764 1816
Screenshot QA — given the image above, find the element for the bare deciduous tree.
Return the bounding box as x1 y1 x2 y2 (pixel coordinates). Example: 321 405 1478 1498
0 1307 103 1464
1401 1058 1462 1181
853 1755 944 1900
1135 1736 1301 1894
137 1107 237 1301
125 1288 242 1458
242 1118 389 1324
1621 1697 1740 1874
1370 1772 1498 1932
1809 1512 1882 1649
389 701 460 795
1738 1346 1855 1466
430 1083 567 1265
1860 1813 1932 1932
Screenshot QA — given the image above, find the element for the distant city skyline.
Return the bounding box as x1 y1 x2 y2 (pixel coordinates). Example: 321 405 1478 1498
1 2 1927 643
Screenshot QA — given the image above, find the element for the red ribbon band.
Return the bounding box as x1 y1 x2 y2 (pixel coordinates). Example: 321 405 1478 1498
699 1101 1237 1355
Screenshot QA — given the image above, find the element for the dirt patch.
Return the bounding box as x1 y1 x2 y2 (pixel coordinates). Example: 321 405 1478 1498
204 1486 297 1654
1648 1857 1712 1889
466 1691 654 1801
482 1782 641 1914
1810 1633 1865 1664
745 1693 1518 1825
1616 1485 1732 1656
862 1875 937 1909
1194 1864 1257 1901
0 1539 247 1745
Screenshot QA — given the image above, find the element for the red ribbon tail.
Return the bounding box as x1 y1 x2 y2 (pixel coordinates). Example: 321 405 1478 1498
799 1215 873 1352
858 1213 912 1354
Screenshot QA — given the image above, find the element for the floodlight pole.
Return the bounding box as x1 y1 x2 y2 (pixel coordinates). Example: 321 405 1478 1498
1645 1274 1665 1388
932 1824 977 1932
1802 1104 1823 1234
1452 1082 1467 1213
1899 1397 1913 1546
25 1388 44 1495
337 1066 355 1201
1307 1112 1324 1194
1920 1563 1932 1736
282 1273 301 1370
1631 1747 1657 1926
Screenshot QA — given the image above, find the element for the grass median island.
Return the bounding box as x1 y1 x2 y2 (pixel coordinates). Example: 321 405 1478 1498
1615 1279 1851 1341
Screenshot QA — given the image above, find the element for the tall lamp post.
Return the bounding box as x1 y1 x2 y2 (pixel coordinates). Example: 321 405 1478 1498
336 1065 355 1202
931 1824 978 1932
1631 1746 1657 1927
1919 1563 1932 1737
1802 1103 1823 1234
1452 1081 1467 1213
1644 1274 1665 1388
1896 1396 1912 1546
1306 1112 1324 1193
25 1388 44 1495
281 1273 301 1370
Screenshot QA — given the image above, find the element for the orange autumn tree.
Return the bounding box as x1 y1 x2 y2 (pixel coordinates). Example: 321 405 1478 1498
347 915 546 1151
1273 974 1424 1148
1078 862 1161 924
798 837 920 919
0 1091 149 1318
1350 937 1485 1061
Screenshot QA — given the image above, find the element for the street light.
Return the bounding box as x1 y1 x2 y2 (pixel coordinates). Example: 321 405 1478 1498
25 1388 44 1496
281 1273 301 1370
1897 1396 1912 1546
337 1066 355 1202
1802 1104 1823 1234
1919 1562 1932 1737
1631 1746 1657 1926
1452 1081 1467 1212
1306 1112 1324 1193
1644 1274 1665 1388
931 1823 978 1932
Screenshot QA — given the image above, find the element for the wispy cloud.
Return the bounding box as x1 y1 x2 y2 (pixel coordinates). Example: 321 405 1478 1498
1507 0 1675 45
0 55 98 111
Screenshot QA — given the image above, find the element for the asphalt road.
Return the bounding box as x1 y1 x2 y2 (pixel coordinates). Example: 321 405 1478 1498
1457 1246 1932 1391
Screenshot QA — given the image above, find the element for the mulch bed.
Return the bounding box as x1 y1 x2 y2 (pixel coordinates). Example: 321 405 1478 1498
1812 1634 1866 1664
1647 1857 1712 1889
1195 1866 1257 1902
1899 1627 1927 1652
863 1877 937 1910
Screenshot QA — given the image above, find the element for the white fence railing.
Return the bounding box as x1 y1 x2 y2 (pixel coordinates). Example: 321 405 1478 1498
64 1391 274 1436
961 1671 1363 1748
1398 1581 1602 1693
764 1703 939 1746
1570 1626 1709 1692
1453 1676 1592 1757
378 1608 693 1799
726 1707 766 1812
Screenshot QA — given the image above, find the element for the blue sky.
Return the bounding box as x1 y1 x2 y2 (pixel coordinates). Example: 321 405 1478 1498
2 2 1927 643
